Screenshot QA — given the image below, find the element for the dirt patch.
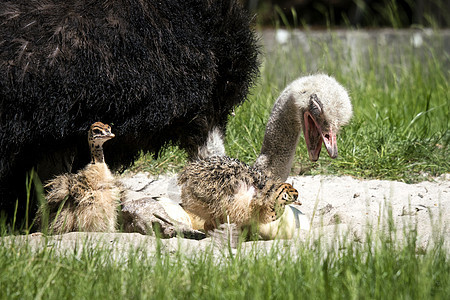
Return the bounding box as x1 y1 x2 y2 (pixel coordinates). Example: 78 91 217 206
3 173 448 256
120 172 450 249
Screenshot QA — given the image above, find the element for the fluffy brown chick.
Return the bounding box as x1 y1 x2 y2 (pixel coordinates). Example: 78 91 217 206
38 122 120 233
178 156 300 231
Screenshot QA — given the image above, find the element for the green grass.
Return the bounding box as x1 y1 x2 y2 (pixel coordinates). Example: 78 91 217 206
132 29 449 183
1 221 448 299
128 146 188 175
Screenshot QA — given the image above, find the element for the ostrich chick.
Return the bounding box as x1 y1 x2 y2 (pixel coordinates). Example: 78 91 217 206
38 122 120 233
178 156 301 232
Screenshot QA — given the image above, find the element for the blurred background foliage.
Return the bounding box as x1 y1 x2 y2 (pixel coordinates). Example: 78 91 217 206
241 0 450 28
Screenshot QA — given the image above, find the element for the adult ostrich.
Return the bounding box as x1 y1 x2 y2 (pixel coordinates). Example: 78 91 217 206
0 0 259 218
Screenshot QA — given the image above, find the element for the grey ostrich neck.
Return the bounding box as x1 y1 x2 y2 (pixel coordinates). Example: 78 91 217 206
254 94 303 181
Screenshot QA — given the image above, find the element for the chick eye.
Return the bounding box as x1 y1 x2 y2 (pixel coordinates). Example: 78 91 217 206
282 193 288 200
93 129 102 134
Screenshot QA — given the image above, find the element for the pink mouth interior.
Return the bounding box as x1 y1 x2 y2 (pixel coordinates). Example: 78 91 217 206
303 111 338 161
303 111 323 161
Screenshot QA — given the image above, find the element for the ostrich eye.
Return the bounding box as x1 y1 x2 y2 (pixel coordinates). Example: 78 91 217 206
282 193 288 200
93 129 102 135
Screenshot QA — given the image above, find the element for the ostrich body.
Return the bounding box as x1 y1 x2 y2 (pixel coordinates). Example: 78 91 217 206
254 74 353 181
39 122 120 233
0 0 259 219
178 156 300 231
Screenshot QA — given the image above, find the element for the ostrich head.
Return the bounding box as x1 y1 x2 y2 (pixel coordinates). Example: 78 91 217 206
88 122 115 163
255 74 353 181
290 74 353 161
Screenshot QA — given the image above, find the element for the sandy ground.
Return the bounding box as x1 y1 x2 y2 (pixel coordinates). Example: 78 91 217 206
4 173 448 259
119 172 449 248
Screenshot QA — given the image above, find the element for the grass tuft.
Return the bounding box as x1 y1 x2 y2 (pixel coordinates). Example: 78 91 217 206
1 215 448 299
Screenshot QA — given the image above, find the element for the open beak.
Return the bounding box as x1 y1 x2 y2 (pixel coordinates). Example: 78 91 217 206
322 129 337 159
303 111 338 161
